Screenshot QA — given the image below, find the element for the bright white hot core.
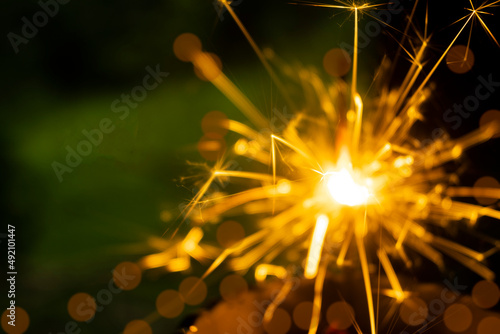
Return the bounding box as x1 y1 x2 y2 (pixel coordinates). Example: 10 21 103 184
327 168 369 206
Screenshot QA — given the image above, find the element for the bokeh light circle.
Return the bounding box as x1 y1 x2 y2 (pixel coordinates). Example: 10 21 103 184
326 301 355 330
1 307 29 333
179 277 208 306
219 274 248 301
443 304 472 332
263 308 291 334
473 176 500 206
123 319 152 334
216 221 245 248
446 45 475 74
202 111 229 137
399 297 428 326
156 290 185 318
323 48 352 77
472 280 500 309
113 261 142 291
480 109 500 139
174 33 202 62
67 293 96 322
293 301 313 330
197 133 226 161
477 316 500 334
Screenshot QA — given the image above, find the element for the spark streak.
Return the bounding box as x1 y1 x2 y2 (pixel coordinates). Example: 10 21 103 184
305 215 330 279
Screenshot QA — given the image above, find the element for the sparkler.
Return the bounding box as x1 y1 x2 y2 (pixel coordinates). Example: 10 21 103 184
145 1 500 333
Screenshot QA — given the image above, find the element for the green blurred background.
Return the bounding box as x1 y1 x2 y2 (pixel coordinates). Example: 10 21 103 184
2 0 500 333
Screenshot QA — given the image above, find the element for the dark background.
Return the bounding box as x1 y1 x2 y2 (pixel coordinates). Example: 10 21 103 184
1 0 500 333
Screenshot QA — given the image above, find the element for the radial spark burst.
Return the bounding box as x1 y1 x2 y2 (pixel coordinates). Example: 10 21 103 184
150 1 500 333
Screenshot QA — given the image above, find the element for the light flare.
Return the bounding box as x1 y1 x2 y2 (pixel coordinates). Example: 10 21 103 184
326 168 370 207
